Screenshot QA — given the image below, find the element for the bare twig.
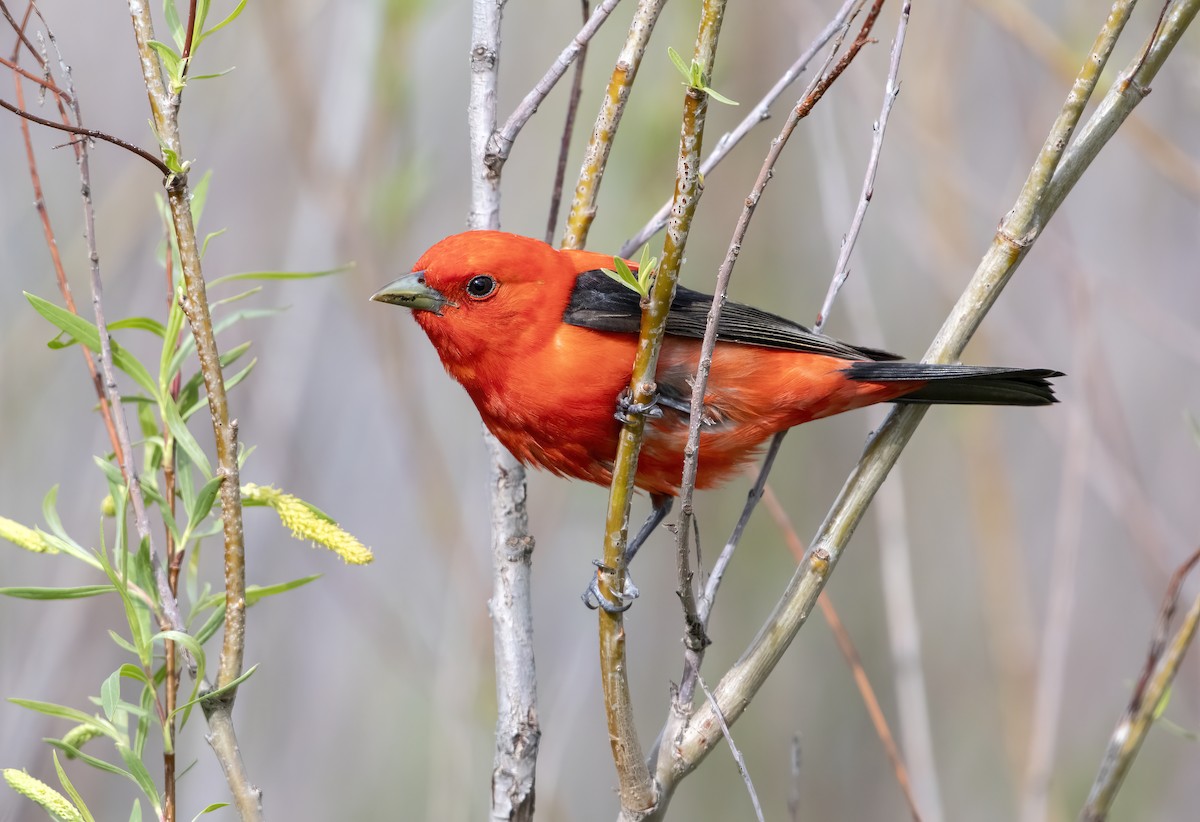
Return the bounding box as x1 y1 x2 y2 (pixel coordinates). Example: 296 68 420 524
546 0 592 244
485 0 620 175
697 674 764 822
0 94 171 174
668 0 1197 789
467 2 541 819
1079 546 1200 821
562 0 667 250
619 0 865 257
814 0 909 333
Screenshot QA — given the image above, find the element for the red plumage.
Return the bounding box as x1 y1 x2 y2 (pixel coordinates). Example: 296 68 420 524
372 231 1060 496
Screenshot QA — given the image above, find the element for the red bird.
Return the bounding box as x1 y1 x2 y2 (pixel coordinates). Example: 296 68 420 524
373 231 1060 604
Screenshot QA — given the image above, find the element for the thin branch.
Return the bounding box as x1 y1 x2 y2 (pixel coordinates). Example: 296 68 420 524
546 0 591 245
814 0 909 333
485 0 620 175
561 0 667 250
696 674 764 822
467 2 541 819
0 53 71 101
668 0 1197 788
0 94 171 174
1079 546 1200 821
602 2 727 816
619 0 865 258
126 2 260 817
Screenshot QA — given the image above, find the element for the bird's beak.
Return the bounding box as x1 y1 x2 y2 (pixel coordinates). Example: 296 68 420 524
370 271 450 315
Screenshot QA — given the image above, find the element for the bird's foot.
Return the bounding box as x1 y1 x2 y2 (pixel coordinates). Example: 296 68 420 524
581 559 640 613
614 387 663 424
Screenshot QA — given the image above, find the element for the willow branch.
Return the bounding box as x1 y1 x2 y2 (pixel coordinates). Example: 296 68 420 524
467 2 541 819
619 0 865 258
1079 546 1200 820
599 2 727 817
669 0 1196 784
485 0 621 175
561 0 667 250
814 0 910 332
126 2 259 818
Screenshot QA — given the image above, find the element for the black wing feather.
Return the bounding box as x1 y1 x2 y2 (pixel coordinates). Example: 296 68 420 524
562 269 901 362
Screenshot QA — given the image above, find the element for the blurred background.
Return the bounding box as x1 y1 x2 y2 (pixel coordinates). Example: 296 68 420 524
2 0 1198 819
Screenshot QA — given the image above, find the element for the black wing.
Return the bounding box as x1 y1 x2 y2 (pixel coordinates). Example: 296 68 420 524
562 269 901 362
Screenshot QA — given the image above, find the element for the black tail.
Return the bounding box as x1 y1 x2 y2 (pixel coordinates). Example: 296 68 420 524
844 362 1063 406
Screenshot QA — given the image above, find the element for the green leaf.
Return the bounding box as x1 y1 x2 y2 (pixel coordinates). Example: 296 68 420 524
162 398 213 478
173 664 258 719
189 170 213 225
129 798 143 822
54 751 98 822
25 293 158 398
191 803 230 821
186 476 223 537
668 46 691 82
200 228 227 259
100 670 121 721
97 551 152 667
109 317 167 338
192 604 225 647
199 0 247 42
191 68 236 81
9 698 109 731
160 295 186 390
246 574 321 606
211 286 262 307
147 40 183 90
704 86 739 106
108 631 139 656
164 0 185 49
0 585 115 600
208 265 351 287
118 746 162 816
46 739 134 781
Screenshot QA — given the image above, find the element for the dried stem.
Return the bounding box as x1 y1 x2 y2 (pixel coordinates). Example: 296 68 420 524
468 2 540 819
600 1 727 816
696 674 764 822
1079 546 1200 820
668 0 1197 789
485 0 620 175
814 0 909 333
561 0 666 249
619 0 865 258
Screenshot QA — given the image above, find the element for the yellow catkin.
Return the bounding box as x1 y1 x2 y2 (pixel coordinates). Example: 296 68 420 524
0 516 56 554
61 725 104 757
3 769 84 822
242 484 373 565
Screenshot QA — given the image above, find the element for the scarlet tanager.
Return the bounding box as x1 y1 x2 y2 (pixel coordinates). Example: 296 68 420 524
372 231 1061 606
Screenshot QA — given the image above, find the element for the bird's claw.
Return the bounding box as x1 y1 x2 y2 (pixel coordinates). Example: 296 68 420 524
581 559 640 613
615 387 663 424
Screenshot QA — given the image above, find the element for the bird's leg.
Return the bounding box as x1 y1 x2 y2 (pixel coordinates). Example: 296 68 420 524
582 496 673 612
614 386 663 423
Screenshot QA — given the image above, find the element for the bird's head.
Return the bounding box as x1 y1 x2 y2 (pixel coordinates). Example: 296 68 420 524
371 230 583 369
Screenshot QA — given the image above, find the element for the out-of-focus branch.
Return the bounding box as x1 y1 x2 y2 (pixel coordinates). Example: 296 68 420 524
601 1 727 817
126 3 260 818
670 0 1196 786
619 0 864 258
485 0 621 175
467 2 541 820
1079 546 1200 821
561 0 667 250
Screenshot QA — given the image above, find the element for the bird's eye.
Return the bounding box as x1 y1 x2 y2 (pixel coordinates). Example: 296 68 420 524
465 275 498 299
